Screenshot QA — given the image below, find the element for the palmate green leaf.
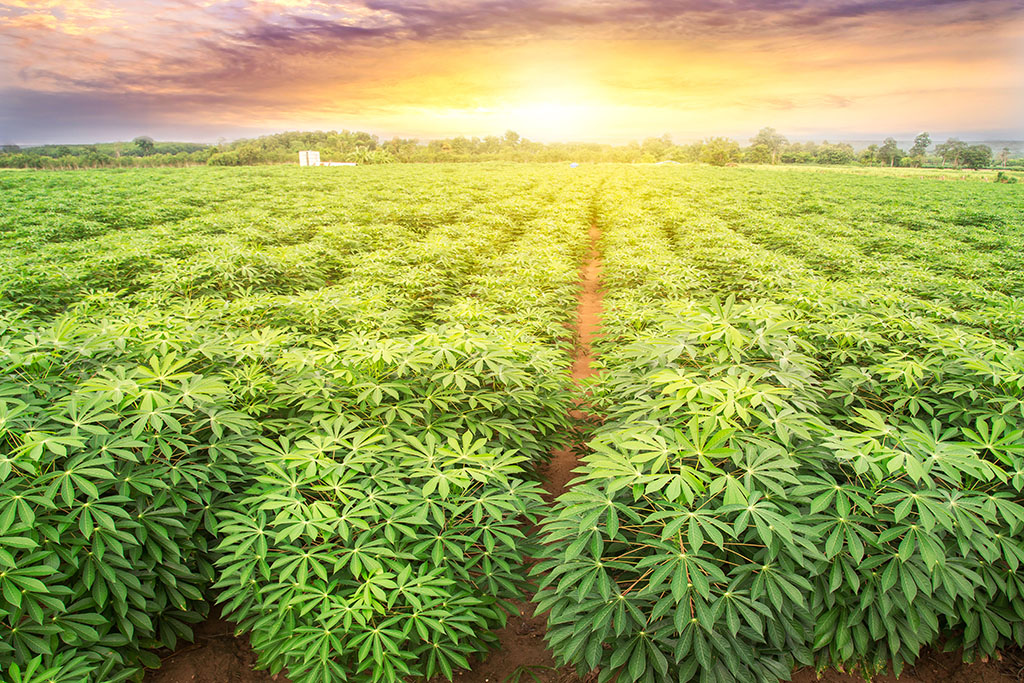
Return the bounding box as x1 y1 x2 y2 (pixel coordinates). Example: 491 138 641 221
721 494 798 549
637 544 727 600
812 510 876 564
651 506 731 552
877 487 955 533
792 476 874 517
707 473 750 506
981 493 1024 534
731 442 802 495
900 419 1007 485
2 654 97 683
11 431 87 463
0 535 39 570
50 395 118 437
960 417 1024 464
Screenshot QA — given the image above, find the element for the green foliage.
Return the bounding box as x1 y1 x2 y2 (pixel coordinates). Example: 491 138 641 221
748 128 787 165
0 165 591 682
0 316 241 681
539 165 1024 683
0 165 593 342
132 137 156 156
210 327 568 683
2 131 1018 170
936 138 968 169
2 162 1023 683
909 132 931 158
699 138 741 167
0 311 572 682
877 137 904 167
962 145 994 171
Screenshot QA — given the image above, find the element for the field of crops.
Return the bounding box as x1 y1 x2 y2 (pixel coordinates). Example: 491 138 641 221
1 164 1022 683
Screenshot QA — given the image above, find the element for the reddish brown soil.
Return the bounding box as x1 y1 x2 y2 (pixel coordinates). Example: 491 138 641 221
444 601 579 683
144 610 286 683
792 648 1022 683
542 222 603 498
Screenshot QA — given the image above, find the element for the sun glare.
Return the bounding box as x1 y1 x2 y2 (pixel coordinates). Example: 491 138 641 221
498 100 599 140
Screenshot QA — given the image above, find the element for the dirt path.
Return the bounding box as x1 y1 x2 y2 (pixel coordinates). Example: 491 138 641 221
543 222 603 498
451 223 604 683
145 611 279 683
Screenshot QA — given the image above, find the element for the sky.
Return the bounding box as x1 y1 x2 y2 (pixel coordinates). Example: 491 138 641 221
1 0 1023 145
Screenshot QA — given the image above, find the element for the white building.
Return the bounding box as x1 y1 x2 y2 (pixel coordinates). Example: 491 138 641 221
299 151 356 167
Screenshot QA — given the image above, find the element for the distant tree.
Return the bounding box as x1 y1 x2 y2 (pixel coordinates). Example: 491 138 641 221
669 142 703 163
0 144 20 153
382 137 421 161
641 134 673 160
877 138 904 167
354 148 395 164
82 151 113 167
750 127 787 164
471 136 496 155
779 142 814 164
961 144 993 170
133 136 156 155
860 144 879 165
700 137 741 166
744 145 772 164
447 136 473 155
998 147 1011 167
935 138 967 168
909 132 931 158
503 130 521 147
815 142 855 165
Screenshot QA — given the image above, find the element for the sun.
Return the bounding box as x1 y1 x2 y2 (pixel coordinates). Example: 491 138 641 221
509 101 587 131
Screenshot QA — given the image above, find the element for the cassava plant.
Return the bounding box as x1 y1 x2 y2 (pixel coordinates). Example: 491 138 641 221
539 296 1024 682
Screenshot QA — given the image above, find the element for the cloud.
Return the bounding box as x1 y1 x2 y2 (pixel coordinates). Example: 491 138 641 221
0 0 1021 142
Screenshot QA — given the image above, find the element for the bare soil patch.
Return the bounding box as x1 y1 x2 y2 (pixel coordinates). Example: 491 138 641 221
542 222 603 498
792 648 1021 683
144 609 286 683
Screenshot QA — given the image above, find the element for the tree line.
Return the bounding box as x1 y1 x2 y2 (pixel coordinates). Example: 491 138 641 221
0 128 1019 170
738 129 1011 170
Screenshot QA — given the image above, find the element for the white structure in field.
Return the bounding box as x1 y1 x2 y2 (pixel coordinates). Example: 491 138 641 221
298 151 356 167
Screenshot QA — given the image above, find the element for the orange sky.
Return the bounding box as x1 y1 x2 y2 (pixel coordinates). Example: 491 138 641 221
1 0 1022 143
